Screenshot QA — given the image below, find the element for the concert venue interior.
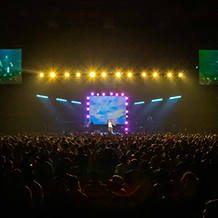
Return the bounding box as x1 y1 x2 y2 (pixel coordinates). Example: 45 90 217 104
1 2 218 218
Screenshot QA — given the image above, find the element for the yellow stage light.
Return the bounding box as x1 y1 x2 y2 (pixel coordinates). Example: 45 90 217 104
116 72 121 77
65 72 70 77
179 72 183 77
167 72 172 77
127 72 132 77
142 72 146 77
39 72 44 77
90 72 95 78
153 72 158 77
102 72 106 77
50 72 55 78
76 72 81 77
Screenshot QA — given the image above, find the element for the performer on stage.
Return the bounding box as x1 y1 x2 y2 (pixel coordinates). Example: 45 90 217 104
107 119 116 134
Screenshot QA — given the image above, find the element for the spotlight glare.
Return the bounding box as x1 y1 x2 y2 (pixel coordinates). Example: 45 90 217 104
39 72 44 77
125 121 128 125
87 115 90 119
179 73 183 77
127 72 132 77
153 72 158 77
87 96 90 100
90 72 95 78
102 92 106 96
167 72 172 77
110 92 113 96
102 72 106 77
125 102 128 106
142 72 146 77
121 93 125 96
116 72 121 77
65 72 70 77
50 72 55 78
115 93 119 96
76 72 81 77
91 92 95 96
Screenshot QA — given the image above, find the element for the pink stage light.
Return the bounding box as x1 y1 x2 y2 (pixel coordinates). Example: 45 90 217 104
110 92 113 96
91 92 94 96
87 96 90 100
125 97 128 100
125 102 128 106
97 93 99 96
87 115 90 118
126 115 128 118
115 93 119 96
126 110 129 113
102 92 105 96
125 128 128 131
86 102 90 105
125 121 128 125
87 108 90 111
121 93 125 96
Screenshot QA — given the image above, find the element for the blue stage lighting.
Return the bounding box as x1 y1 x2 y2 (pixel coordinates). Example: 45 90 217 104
169 95 182 100
151 98 163 102
71 100 82 104
36 95 48 99
134 101 145 105
56 98 67 102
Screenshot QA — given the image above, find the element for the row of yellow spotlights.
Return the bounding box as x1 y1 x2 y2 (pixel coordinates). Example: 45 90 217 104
39 72 183 78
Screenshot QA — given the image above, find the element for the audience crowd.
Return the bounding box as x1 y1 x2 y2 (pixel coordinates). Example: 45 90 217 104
1 132 218 217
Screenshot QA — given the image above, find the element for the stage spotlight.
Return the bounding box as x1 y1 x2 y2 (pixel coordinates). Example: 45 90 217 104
87 96 90 100
125 121 128 125
86 102 90 105
97 93 99 96
179 72 183 77
167 72 172 77
87 108 90 111
116 72 121 77
102 92 106 96
90 72 95 78
87 115 90 118
153 72 158 77
90 92 95 96
115 93 119 96
50 72 55 78
126 110 129 113
125 102 128 106
125 97 128 100
39 72 44 77
121 93 125 96
125 128 128 131
126 115 128 118
142 72 146 77
102 72 106 77
127 72 132 77
110 92 113 96
65 72 70 77
76 72 81 77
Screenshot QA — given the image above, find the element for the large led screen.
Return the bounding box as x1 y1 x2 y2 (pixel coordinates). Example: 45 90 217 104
0 49 22 84
89 96 126 124
199 50 218 85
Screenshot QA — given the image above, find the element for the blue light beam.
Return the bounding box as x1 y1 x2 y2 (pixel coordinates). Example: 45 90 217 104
151 98 163 102
134 101 145 105
56 98 67 102
36 95 49 99
169 95 182 100
71 100 82 104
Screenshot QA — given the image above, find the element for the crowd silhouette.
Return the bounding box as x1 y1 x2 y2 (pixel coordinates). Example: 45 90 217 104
1 133 218 217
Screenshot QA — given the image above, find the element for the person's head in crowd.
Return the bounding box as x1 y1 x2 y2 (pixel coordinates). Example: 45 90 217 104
120 155 128 164
109 175 124 192
0 155 6 165
203 199 218 218
68 175 82 191
130 158 139 170
11 168 23 184
78 146 84 155
162 180 175 198
56 161 69 177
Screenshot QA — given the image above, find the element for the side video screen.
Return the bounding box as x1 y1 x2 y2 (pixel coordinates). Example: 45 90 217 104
0 49 22 84
199 50 218 85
